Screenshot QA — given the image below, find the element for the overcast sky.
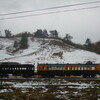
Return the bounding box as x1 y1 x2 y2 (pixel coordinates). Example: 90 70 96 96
0 0 100 44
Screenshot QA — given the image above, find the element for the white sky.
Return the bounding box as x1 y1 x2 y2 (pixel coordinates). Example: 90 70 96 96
0 0 100 44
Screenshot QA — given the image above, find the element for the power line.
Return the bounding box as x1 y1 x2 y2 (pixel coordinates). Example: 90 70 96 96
0 0 100 16
0 5 100 20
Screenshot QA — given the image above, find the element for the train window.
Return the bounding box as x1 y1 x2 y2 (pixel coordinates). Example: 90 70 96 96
47 67 49 70
49 67 52 70
83 67 85 70
28 67 30 70
51 67 53 70
68 67 70 70
84 67 87 70
57 67 59 70
32 68 34 70
55 67 57 70
56 67 58 70
52 67 55 70
66 67 69 70
62 67 64 70
72 67 75 70
92 67 95 70
88 67 90 70
78 67 81 70
75 67 77 70
81 67 83 70
72 67 73 70
58 67 60 70
49 67 51 70
54 67 56 70
60 67 63 70
52 67 54 70
59 67 61 70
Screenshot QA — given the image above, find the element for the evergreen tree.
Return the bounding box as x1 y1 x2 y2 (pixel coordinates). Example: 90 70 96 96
63 34 73 42
5 29 12 37
50 30 58 38
85 38 91 46
94 41 100 54
84 38 94 51
13 41 19 48
34 29 48 38
20 32 28 49
43 29 48 37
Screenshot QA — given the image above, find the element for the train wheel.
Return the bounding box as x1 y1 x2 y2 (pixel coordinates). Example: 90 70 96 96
91 74 96 78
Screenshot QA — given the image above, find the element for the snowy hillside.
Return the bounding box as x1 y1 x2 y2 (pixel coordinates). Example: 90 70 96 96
0 37 100 64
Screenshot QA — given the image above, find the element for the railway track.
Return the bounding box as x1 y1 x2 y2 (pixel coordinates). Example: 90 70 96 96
0 77 100 81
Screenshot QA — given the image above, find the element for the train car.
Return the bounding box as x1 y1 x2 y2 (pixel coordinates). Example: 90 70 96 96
0 62 34 77
37 63 100 78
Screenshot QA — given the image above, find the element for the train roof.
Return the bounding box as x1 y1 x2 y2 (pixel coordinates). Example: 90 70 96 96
38 63 100 65
0 62 34 66
0 62 20 65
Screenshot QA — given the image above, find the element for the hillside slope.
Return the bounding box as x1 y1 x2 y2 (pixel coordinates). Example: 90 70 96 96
0 37 100 64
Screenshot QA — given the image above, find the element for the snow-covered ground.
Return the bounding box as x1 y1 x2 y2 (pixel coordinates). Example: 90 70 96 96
0 37 100 65
0 78 100 100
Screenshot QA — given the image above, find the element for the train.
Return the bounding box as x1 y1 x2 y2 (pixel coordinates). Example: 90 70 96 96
0 61 100 78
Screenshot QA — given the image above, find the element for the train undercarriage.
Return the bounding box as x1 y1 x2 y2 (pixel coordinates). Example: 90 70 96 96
38 70 100 78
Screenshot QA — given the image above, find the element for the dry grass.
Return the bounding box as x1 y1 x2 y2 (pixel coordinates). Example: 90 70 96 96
0 79 100 100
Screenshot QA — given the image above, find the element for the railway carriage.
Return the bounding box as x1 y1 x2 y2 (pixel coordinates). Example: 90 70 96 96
0 61 100 78
0 62 34 77
37 63 100 78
